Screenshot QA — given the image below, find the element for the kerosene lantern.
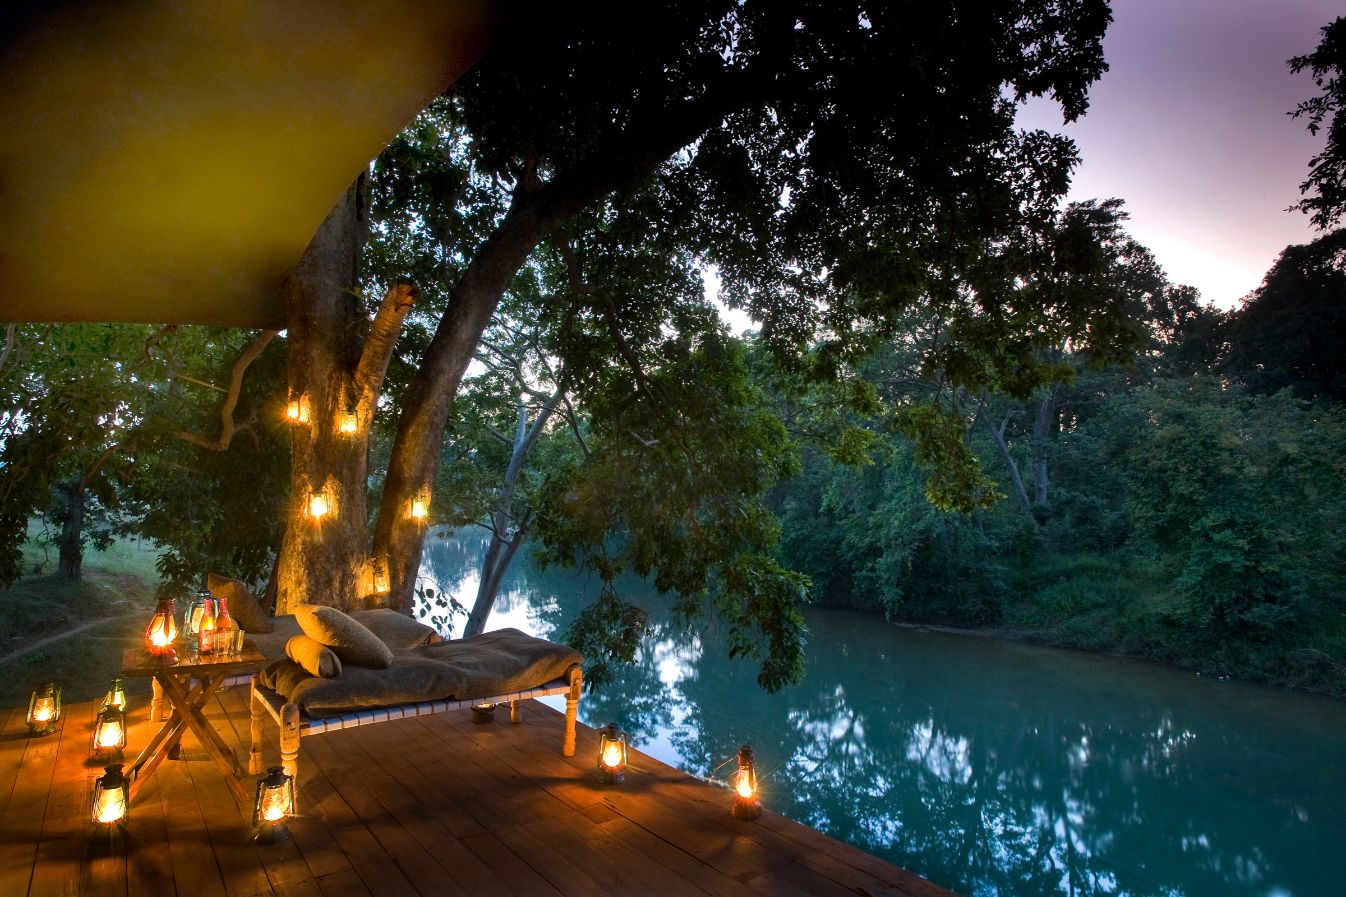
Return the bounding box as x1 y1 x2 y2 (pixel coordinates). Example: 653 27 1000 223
597 723 628 785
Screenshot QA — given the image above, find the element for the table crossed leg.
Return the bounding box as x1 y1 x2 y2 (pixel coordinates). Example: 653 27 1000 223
129 671 248 802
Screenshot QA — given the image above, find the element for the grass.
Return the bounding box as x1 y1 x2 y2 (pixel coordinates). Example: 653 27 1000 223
1 526 162 708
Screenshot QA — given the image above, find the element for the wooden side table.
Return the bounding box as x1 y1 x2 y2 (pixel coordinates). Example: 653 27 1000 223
120 644 266 803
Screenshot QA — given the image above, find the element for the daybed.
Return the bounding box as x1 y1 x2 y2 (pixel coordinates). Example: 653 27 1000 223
204 579 582 792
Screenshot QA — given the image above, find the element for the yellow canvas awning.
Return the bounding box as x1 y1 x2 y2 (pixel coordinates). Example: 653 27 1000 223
0 1 493 329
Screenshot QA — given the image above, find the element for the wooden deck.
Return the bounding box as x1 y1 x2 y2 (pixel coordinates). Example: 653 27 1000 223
0 687 956 897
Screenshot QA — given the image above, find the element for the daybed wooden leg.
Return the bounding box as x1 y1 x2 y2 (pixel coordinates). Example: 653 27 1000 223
563 665 581 757
280 701 301 801
248 677 266 775
509 700 522 723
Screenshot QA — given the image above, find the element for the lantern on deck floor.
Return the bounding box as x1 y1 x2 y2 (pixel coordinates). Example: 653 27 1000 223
471 702 496 724
144 597 178 664
91 705 127 760
731 743 762 820
597 723 627 785
101 676 127 712
92 763 129 826
26 681 62 736
253 766 296 843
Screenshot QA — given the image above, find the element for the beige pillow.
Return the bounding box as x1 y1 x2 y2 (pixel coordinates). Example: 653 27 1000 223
285 635 343 678
293 604 393 669
207 573 274 634
352 608 442 650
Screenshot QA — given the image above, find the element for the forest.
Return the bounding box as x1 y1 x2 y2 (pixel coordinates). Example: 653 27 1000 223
2 5 1345 699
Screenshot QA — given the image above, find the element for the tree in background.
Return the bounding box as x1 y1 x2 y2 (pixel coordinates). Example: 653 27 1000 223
275 1 1123 688
1289 15 1346 230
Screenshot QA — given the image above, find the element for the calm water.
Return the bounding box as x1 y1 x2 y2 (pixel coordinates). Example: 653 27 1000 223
419 530 1346 897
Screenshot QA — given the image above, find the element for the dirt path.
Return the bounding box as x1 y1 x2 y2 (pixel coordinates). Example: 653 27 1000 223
0 612 140 666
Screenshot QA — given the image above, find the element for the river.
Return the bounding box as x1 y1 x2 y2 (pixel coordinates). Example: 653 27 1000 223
418 529 1346 897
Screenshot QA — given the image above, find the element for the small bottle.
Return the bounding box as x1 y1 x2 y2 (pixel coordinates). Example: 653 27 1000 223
197 597 218 655
215 596 233 639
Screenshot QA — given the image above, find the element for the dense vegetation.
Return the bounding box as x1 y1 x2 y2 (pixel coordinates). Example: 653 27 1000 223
773 224 1346 695
2 8 1344 696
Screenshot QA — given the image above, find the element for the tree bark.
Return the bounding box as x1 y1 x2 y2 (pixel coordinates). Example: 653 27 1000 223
463 389 562 635
57 478 84 579
988 410 1033 518
1032 385 1057 507
274 179 417 614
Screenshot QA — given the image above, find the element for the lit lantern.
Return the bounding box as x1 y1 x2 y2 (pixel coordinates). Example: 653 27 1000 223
144 597 178 664
596 723 627 785
285 397 309 424
371 555 390 595
101 677 127 712
26 681 62 736
307 490 331 520
471 702 496 724
338 407 359 435
730 743 762 820
91 763 129 826
91 705 127 760
409 493 429 522
183 590 210 637
252 766 296 843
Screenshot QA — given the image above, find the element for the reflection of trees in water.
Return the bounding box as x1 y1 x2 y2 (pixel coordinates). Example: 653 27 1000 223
419 532 1337 897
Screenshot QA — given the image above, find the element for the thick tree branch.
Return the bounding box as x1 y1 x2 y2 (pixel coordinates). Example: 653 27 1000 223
355 282 418 407
173 330 277 452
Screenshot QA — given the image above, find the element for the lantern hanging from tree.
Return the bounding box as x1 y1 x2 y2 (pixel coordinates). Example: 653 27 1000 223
307 490 331 520
339 407 358 434
26 681 62 736
731 743 762 820
144 597 178 664
597 723 627 785
285 396 309 424
91 763 129 826
409 492 429 522
252 766 296 843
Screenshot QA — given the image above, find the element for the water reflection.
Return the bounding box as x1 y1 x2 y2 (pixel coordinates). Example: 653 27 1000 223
420 530 1346 897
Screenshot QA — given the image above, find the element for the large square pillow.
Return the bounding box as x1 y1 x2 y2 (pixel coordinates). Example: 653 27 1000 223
207 573 274 634
294 604 393 669
352 608 442 651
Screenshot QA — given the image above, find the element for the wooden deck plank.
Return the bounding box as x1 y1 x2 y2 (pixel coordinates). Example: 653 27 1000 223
0 705 30 812
0 696 64 897
1 693 957 897
29 698 100 897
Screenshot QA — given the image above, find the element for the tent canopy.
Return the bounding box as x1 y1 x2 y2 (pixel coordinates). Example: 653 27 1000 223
0 1 493 329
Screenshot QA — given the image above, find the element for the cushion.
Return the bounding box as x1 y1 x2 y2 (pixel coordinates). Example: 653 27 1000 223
207 573 273 634
285 635 343 678
258 628 583 718
293 604 393 669
351 608 442 650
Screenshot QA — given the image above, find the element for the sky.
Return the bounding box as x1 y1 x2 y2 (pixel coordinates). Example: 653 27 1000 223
1017 0 1340 309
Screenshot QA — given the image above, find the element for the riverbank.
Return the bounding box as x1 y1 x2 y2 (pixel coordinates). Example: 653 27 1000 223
881 611 1346 700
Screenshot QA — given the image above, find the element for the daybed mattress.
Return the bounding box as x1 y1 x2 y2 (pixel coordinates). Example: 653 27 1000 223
257 627 582 719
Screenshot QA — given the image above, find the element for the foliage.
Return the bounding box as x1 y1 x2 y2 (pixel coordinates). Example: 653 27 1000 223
1223 228 1346 401
1288 15 1346 229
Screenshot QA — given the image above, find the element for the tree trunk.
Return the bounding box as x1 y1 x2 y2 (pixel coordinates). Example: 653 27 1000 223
275 177 418 615
463 389 562 635
1031 385 1057 507
989 411 1033 518
57 478 84 579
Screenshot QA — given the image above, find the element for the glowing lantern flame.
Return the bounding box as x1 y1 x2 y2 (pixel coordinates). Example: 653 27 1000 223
31 698 55 723
736 770 754 799
286 399 309 424
308 492 330 519
339 408 358 434
602 742 623 769
410 496 428 521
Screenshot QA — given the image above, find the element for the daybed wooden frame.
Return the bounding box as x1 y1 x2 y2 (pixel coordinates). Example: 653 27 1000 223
247 663 582 791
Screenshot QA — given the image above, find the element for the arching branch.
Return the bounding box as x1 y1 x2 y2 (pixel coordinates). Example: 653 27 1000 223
173 330 278 452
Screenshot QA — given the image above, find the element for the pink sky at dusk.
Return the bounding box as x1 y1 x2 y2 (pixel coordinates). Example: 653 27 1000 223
1018 0 1339 309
